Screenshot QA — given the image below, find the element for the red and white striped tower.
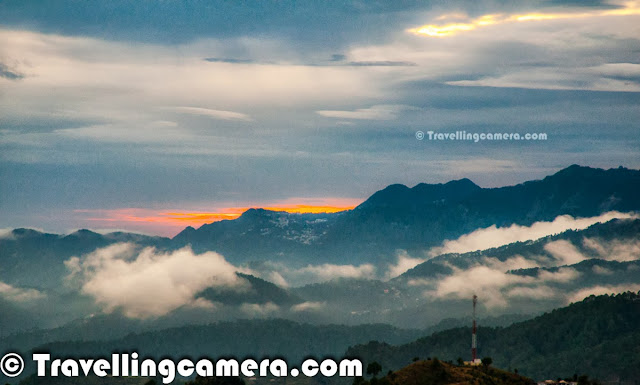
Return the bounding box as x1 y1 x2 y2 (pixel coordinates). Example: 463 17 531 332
472 294 478 362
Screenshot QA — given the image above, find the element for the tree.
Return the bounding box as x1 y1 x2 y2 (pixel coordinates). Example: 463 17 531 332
578 375 590 385
481 357 493 368
457 357 464 366
366 361 382 378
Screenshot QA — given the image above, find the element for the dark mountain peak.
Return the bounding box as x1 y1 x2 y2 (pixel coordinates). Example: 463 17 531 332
196 271 301 306
238 207 281 220
361 178 482 209
547 164 599 179
171 226 201 244
356 184 411 208
385 183 411 191
413 177 479 190
173 225 196 239
375 183 412 197
562 163 591 171
64 229 101 239
449 177 478 188
8 228 45 238
547 164 637 181
412 178 481 200
103 231 169 244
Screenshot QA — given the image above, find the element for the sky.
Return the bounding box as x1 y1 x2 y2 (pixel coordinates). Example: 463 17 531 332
1 0 639 236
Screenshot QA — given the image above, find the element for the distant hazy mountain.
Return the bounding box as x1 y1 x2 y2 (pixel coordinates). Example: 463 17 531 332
1 219 639 336
197 272 302 306
0 228 169 289
346 292 640 383
287 218 640 328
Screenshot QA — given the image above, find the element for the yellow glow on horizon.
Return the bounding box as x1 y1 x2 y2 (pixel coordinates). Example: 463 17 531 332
412 23 476 37
159 204 357 222
261 204 357 214
408 1 640 37
75 200 360 234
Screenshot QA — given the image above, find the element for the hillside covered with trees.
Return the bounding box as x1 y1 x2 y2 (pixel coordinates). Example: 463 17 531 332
347 292 640 383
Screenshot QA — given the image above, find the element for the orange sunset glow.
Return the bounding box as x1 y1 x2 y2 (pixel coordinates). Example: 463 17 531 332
73 199 361 236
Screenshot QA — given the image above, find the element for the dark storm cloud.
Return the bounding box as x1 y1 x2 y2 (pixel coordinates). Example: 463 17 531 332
0 0 432 47
543 0 619 8
1 0 618 46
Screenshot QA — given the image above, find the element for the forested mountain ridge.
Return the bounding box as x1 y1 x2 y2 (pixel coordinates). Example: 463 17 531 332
346 292 640 383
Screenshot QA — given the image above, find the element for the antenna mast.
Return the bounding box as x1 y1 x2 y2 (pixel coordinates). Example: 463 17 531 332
472 294 478 362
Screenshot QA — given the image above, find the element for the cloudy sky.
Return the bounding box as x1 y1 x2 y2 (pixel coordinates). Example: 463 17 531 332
1 0 639 236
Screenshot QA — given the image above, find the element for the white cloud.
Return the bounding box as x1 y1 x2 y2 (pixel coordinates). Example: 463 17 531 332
316 105 414 120
187 297 217 310
263 271 290 288
239 302 280 317
482 255 540 271
289 263 376 284
506 286 557 299
544 240 588 266
252 262 376 287
171 106 253 122
592 265 614 275
385 250 428 279
0 28 380 124
65 243 248 319
428 265 531 307
538 267 581 282
0 228 15 239
567 284 640 303
0 281 45 302
543 236 640 267
582 237 640 262
291 301 326 312
423 257 579 307
430 211 638 257
590 63 640 78
446 69 640 92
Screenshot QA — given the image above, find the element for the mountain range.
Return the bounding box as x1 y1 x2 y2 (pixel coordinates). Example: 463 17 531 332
0 165 639 330
3 164 640 289
2 165 640 384
172 165 640 265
